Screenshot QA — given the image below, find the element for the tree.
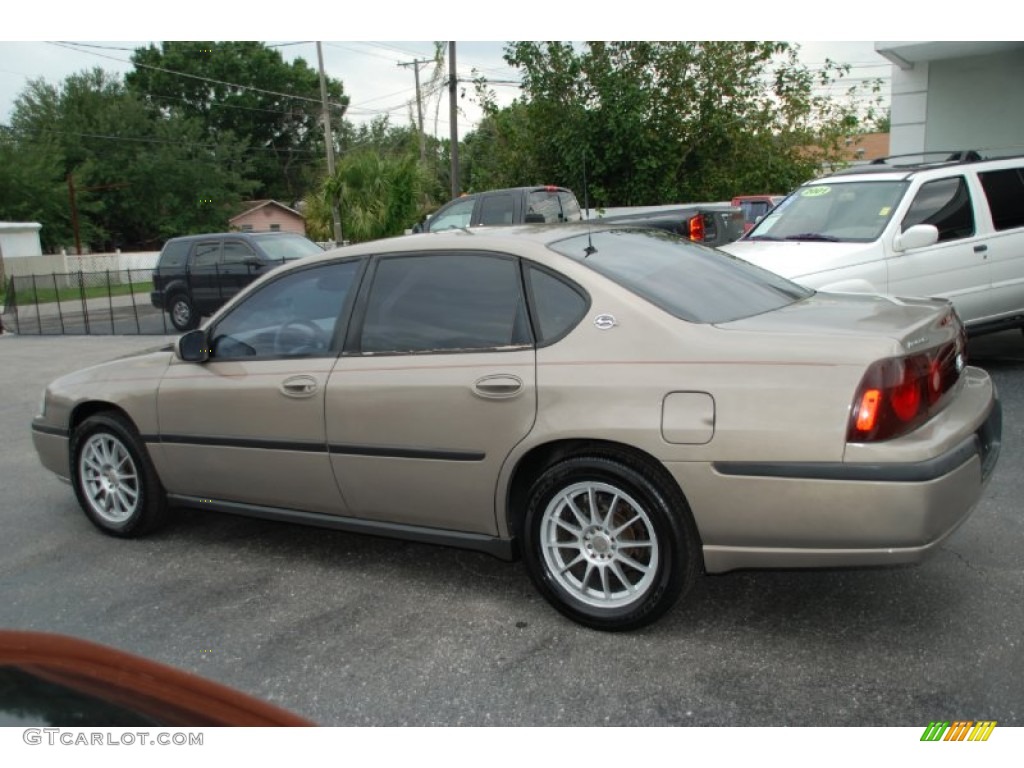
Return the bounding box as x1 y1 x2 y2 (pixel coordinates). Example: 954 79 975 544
306 147 427 243
126 42 348 204
8 68 256 251
467 42 882 205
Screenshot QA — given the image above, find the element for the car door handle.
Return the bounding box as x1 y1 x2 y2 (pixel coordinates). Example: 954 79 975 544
280 375 318 398
974 244 988 253
473 375 524 399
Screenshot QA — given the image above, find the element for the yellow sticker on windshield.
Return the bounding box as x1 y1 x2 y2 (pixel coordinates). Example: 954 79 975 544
801 186 831 197
880 206 891 216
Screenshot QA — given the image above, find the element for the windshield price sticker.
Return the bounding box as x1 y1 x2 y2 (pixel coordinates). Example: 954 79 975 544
800 186 831 197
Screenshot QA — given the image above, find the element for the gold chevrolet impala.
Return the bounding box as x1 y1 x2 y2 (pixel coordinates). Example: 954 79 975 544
31 225 1002 630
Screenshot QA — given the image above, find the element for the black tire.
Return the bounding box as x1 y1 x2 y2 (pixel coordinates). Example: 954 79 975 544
70 412 170 538
522 455 700 631
169 293 198 331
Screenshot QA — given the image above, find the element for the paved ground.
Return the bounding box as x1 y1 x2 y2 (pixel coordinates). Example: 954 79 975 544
1 331 1022 726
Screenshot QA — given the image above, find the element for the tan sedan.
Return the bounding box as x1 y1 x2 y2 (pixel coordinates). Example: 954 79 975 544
31 225 1002 630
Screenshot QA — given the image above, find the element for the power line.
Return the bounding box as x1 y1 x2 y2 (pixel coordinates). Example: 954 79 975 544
48 42 348 112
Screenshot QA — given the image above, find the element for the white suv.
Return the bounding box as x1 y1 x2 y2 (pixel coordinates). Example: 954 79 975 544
721 151 1024 336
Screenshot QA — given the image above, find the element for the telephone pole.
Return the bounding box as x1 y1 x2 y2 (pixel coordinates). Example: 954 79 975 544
448 42 460 198
397 58 428 164
317 41 343 246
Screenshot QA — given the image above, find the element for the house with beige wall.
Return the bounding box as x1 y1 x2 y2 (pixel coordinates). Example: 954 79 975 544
228 200 306 235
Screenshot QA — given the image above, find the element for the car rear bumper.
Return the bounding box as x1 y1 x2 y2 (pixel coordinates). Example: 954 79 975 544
150 291 165 310
668 381 1001 574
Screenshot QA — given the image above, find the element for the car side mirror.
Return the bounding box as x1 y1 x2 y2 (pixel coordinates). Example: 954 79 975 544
244 257 263 268
893 224 939 253
176 329 210 363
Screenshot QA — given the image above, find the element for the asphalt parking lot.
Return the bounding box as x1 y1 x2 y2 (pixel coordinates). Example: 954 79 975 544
1 330 1022 726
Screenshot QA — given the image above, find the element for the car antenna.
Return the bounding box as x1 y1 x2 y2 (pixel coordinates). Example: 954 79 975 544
583 147 596 257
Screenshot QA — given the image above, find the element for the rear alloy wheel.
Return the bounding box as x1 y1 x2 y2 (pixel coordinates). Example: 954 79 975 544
70 413 169 537
169 294 198 331
523 456 700 631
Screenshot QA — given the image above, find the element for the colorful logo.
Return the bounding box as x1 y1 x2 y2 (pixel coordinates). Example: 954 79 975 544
920 721 997 742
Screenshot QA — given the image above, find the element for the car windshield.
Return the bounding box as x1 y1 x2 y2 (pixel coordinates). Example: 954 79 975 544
549 229 811 324
251 234 324 261
746 180 909 243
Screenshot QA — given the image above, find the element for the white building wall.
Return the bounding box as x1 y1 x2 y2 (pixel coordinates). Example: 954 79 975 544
925 50 1024 153
889 64 929 155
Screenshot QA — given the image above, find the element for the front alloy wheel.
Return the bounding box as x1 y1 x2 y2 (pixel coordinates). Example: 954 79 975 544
79 432 141 524
70 413 170 537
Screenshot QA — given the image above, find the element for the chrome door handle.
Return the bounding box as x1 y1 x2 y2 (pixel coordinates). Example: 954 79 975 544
473 375 523 399
281 375 318 398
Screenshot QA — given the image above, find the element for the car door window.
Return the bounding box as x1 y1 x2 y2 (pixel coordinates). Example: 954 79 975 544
359 253 529 354
209 261 361 359
192 242 221 268
479 194 515 225
979 167 1024 231
221 241 258 265
902 177 975 242
527 266 588 344
427 199 475 231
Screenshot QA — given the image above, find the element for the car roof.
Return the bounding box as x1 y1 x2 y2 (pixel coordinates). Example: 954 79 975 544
820 150 1024 182
166 231 307 243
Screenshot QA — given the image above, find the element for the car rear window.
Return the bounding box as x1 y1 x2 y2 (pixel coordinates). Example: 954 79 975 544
157 240 190 269
251 234 324 261
549 229 811 324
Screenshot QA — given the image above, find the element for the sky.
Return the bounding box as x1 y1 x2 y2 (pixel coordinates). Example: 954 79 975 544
0 3 997 139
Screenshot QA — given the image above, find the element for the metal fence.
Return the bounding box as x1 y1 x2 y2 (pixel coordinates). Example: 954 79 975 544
2 268 174 336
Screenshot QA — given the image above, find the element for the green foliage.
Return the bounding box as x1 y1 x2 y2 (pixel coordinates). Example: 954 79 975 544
307 146 428 243
467 42 884 204
126 42 347 204
6 68 256 251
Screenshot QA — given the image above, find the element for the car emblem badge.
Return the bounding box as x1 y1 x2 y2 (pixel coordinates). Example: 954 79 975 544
594 314 618 330
955 353 965 373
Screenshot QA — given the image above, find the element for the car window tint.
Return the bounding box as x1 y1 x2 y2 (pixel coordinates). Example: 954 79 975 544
221 241 257 265
479 194 515 226
551 229 810 324
192 242 221 268
979 167 1024 231
527 266 588 343
210 261 360 359
251 234 324 261
360 253 526 354
902 176 975 241
526 191 564 222
158 240 190 269
428 199 475 231
558 191 582 222
749 181 906 243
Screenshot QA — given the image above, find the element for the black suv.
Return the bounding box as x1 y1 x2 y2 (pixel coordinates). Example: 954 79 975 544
151 232 324 331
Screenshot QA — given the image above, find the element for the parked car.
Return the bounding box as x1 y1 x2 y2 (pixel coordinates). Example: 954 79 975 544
732 194 786 233
33 224 1000 631
412 185 746 248
722 151 1024 337
150 231 324 331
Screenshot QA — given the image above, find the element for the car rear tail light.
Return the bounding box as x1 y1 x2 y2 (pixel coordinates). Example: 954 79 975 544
687 214 705 242
847 331 966 442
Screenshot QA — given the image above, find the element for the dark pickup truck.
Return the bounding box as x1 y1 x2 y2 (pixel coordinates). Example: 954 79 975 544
412 185 745 248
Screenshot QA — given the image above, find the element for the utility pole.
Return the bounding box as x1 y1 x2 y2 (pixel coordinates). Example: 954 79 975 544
66 174 130 255
317 41 343 246
448 42 460 199
397 58 428 164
